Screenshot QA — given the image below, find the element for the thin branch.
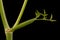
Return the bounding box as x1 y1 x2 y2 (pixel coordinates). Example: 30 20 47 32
0 0 10 29
12 0 28 28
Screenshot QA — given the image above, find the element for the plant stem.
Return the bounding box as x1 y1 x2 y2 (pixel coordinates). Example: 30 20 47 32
0 0 12 40
0 0 28 40
13 0 28 28
0 0 9 29
5 32 13 40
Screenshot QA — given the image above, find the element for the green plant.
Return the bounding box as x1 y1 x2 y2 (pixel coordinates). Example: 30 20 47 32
0 0 56 40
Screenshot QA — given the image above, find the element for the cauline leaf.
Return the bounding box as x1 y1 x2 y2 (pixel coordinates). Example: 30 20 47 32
50 14 53 20
11 10 41 31
49 14 56 22
11 10 56 32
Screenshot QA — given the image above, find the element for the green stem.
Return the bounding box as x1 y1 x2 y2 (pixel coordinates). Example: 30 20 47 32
0 0 9 29
13 0 28 28
0 0 12 40
5 31 13 40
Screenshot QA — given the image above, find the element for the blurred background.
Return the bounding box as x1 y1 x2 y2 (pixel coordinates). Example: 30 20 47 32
0 0 60 40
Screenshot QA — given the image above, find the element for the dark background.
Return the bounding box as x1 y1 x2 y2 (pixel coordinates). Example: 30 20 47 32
0 0 60 40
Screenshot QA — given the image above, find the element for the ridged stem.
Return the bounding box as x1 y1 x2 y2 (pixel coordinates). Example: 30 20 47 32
12 0 28 28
